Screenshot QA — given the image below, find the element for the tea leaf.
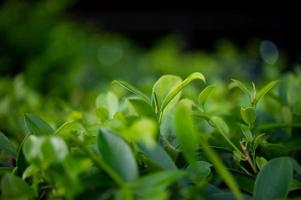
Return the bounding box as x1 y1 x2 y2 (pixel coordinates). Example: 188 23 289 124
138 142 177 170
0 131 17 157
240 107 256 126
24 113 54 135
1 173 35 200
253 80 279 105
97 128 138 181
160 72 205 112
186 161 212 181
113 80 150 104
152 74 182 113
96 92 119 119
230 79 251 98
174 100 198 164
254 157 293 200
240 124 253 142
198 85 216 107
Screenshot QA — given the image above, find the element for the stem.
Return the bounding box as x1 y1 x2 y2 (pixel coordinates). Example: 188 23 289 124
240 141 257 174
69 135 124 186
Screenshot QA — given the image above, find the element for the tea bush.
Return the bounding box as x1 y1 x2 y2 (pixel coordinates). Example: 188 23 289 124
1 71 301 200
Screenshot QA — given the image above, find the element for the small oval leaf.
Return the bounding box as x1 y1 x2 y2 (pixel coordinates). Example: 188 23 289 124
97 128 138 181
138 142 177 170
240 107 256 125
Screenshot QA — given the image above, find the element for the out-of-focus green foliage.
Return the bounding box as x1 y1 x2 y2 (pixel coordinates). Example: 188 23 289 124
0 0 301 199
0 70 300 199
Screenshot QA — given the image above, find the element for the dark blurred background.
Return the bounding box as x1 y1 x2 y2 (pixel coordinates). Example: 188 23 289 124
0 0 300 97
69 1 300 64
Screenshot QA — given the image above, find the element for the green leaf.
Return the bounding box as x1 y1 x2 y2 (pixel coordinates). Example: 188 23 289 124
113 80 150 104
254 157 293 200
1 173 35 200
127 97 156 118
210 192 252 200
210 116 229 136
253 133 267 151
126 118 158 146
127 170 186 191
231 171 255 193
23 135 68 167
55 121 84 137
126 170 185 200
255 156 267 170
160 72 206 112
0 131 17 157
40 136 69 165
240 124 253 142
22 135 43 165
240 107 256 125
199 140 243 200
186 161 212 181
253 80 279 105
198 85 216 107
138 142 177 170
152 74 182 113
96 92 119 119
24 114 54 135
210 116 241 154
97 128 138 181
229 79 251 98
174 100 198 164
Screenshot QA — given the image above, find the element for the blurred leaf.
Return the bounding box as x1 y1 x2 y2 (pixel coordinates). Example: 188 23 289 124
1 173 35 200
96 92 119 119
113 80 150 104
127 97 156 118
97 128 138 181
253 133 267 151
23 135 68 167
198 85 216 107
138 142 177 170
174 100 198 164
210 192 252 200
254 157 293 200
127 118 158 146
186 161 212 181
240 124 253 142
210 116 241 154
127 170 186 191
22 135 43 165
253 80 279 105
24 113 54 135
240 107 256 125
40 136 68 165
255 156 267 170
55 120 84 137
231 171 255 193
210 116 229 136
0 131 17 157
230 79 251 98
